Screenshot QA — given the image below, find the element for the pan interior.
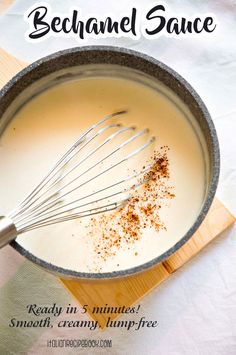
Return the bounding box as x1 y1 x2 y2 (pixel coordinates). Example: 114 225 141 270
0 64 209 275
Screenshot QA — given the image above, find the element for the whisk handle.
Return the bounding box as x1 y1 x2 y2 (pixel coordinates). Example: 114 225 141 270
0 216 17 249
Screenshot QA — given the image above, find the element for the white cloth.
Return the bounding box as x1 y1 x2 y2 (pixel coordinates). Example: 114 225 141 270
0 1 235 354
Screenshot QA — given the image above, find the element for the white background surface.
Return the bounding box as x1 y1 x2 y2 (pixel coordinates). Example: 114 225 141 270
0 0 235 354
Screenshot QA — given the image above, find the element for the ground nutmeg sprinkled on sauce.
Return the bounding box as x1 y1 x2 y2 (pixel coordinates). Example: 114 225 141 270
87 146 175 263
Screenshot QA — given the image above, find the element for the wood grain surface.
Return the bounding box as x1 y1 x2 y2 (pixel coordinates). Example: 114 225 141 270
0 47 235 329
0 48 26 87
0 0 14 14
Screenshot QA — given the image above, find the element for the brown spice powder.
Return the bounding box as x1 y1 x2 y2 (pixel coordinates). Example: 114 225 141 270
88 146 175 262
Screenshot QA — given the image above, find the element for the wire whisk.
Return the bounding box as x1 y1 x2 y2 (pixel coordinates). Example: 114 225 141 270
0 111 155 248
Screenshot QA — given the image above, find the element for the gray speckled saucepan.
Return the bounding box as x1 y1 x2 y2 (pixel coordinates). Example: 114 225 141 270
0 46 220 279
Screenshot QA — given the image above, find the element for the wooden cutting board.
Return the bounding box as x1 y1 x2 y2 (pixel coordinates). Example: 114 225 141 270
0 47 235 329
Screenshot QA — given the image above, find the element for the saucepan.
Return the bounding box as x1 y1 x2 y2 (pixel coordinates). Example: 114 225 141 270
0 46 220 279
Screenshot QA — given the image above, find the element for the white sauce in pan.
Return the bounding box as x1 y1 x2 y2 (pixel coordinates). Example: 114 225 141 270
0 72 208 273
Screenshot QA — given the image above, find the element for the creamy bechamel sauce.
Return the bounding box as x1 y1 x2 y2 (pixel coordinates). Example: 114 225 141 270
0 67 208 273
